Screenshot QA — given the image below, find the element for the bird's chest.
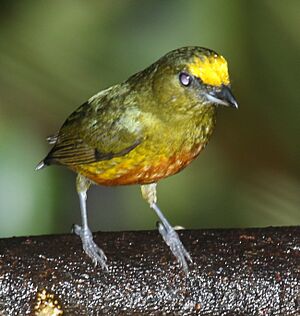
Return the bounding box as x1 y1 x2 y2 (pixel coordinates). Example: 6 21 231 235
86 131 204 186
85 142 203 186
76 113 215 186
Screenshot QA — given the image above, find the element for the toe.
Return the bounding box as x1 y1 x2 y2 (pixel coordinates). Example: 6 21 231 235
158 223 192 272
75 226 108 270
73 224 82 235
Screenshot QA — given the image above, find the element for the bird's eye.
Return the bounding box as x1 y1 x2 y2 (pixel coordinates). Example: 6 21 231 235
179 72 191 87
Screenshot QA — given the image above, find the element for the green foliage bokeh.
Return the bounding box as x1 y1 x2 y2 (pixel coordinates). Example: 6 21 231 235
0 0 299 237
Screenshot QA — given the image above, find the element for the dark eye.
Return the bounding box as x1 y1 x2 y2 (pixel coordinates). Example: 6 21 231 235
179 72 191 86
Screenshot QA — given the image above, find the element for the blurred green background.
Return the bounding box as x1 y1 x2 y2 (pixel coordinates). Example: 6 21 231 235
0 0 299 238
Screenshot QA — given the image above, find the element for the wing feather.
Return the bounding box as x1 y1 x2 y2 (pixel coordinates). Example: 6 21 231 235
43 88 143 167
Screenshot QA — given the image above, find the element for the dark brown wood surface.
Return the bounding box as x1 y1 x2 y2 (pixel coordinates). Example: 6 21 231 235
0 227 299 315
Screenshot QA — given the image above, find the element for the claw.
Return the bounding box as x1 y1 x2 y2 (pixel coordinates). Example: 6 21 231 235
158 222 192 274
74 225 108 271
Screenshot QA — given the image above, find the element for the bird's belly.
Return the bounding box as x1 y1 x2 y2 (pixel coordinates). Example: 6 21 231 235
73 144 203 186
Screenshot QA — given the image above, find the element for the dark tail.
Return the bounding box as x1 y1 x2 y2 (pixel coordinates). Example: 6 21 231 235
35 159 47 170
35 154 55 170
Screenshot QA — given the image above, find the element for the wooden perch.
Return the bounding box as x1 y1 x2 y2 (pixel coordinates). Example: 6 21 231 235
0 227 299 315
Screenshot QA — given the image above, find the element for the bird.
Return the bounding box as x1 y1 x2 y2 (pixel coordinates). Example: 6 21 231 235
36 46 238 273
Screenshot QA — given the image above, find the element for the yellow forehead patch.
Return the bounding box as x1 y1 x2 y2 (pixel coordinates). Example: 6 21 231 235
188 55 229 86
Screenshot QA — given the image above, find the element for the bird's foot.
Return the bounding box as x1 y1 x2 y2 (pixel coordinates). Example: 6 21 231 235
158 222 192 274
74 225 108 271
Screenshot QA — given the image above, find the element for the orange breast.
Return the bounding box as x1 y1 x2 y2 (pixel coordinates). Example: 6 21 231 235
73 144 203 186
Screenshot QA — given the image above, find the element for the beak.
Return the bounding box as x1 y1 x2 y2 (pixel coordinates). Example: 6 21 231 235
206 85 238 109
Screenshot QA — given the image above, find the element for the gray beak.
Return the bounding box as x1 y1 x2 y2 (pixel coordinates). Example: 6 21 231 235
206 85 238 108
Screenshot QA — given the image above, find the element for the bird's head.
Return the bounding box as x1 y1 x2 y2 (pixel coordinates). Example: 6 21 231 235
147 46 238 115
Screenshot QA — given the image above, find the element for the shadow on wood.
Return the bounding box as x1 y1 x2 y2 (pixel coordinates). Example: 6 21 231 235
0 227 299 315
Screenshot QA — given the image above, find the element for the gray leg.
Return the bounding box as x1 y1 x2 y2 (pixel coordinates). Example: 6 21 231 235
74 174 108 270
141 183 192 273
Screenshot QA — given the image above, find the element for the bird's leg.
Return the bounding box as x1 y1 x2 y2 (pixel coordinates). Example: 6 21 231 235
141 183 192 273
73 174 108 270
